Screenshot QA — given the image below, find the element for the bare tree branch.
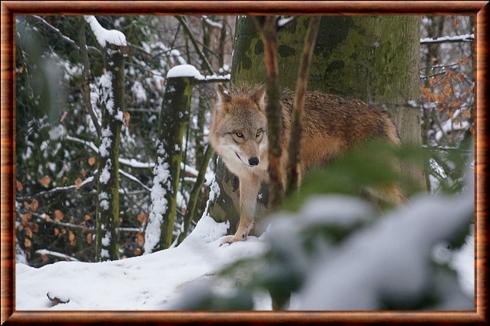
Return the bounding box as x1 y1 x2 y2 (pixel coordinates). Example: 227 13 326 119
119 170 151 192
30 212 143 233
201 16 223 29
420 34 474 44
286 17 321 193
26 15 101 56
17 176 95 201
175 16 215 75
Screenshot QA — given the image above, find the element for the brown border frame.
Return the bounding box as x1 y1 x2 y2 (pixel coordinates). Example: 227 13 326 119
1 1 488 324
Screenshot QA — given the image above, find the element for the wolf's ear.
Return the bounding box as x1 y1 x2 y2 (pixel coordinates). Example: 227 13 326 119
251 86 266 111
216 84 232 106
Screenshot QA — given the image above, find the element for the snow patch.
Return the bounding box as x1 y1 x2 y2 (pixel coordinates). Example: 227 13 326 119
131 81 147 103
49 125 66 141
16 215 266 310
144 156 170 254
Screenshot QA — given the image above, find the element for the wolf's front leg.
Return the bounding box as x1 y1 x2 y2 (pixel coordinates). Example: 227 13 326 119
222 174 261 244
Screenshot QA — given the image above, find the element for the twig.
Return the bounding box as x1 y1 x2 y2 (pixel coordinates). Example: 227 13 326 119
286 16 321 193
179 145 214 242
65 135 200 176
175 16 215 75
17 176 95 201
254 16 284 206
31 211 144 233
119 170 151 192
36 249 79 262
218 16 227 68
65 135 99 152
202 16 223 29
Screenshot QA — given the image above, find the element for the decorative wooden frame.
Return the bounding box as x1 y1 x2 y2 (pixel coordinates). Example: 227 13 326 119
1 1 487 324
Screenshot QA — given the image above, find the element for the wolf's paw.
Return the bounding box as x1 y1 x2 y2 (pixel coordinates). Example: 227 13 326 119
219 234 247 246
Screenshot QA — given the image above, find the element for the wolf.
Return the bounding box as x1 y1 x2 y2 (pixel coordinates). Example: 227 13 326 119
209 85 403 244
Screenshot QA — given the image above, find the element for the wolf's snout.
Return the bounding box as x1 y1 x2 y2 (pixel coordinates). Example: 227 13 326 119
248 157 259 166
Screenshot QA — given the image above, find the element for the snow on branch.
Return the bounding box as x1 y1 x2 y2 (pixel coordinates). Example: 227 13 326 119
35 249 79 262
420 34 474 44
435 119 470 142
120 170 151 192
167 64 203 79
119 158 154 169
202 16 223 29
66 135 99 152
31 212 143 233
195 74 231 83
277 16 296 29
18 176 95 200
84 16 127 48
167 64 230 83
65 135 200 177
144 156 170 254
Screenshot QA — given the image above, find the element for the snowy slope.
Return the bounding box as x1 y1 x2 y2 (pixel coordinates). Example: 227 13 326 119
16 216 267 310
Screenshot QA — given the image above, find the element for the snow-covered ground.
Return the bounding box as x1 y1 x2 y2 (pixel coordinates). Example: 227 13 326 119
16 196 474 311
16 216 268 310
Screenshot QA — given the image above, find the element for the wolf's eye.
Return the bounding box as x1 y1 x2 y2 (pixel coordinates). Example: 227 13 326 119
235 132 244 138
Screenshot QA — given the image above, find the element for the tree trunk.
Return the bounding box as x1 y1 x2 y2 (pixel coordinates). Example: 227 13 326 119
144 76 193 252
210 16 423 229
95 45 125 262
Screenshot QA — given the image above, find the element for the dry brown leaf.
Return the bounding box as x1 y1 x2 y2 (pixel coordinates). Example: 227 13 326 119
86 233 93 244
137 212 148 225
460 56 470 65
25 227 33 238
123 111 131 128
39 175 51 187
30 199 39 212
21 213 32 226
60 111 68 122
80 168 87 178
136 232 145 247
68 231 76 246
54 228 60 236
54 209 64 222
40 254 49 263
88 157 96 166
24 238 32 248
16 180 24 192
74 178 82 189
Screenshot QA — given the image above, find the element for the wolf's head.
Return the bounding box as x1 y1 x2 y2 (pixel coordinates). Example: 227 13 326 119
210 85 268 171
